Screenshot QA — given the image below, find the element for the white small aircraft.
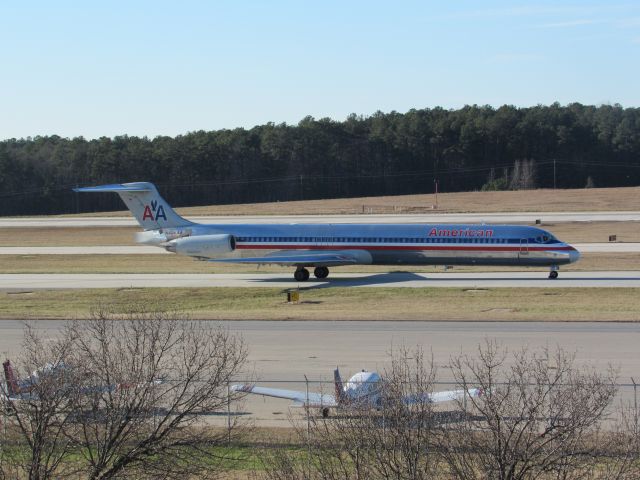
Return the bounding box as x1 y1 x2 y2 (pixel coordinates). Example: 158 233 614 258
2 359 163 402
231 367 481 417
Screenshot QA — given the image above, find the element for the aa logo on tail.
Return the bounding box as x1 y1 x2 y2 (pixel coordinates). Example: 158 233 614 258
142 200 167 222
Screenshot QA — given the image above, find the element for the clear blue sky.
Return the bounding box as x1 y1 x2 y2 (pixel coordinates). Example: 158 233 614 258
1 1 639 140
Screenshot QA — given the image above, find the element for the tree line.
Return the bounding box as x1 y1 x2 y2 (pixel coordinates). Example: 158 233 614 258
1 102 639 216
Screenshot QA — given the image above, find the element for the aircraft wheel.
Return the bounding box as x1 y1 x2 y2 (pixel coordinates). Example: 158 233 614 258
548 270 558 279
314 266 329 279
322 407 330 418
294 268 310 282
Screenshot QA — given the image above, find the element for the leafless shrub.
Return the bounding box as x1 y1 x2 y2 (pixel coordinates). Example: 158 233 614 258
262 346 442 480
0 324 82 479
262 342 635 480
510 159 537 190
594 400 640 480
1 307 247 480
439 340 619 480
66 307 247 479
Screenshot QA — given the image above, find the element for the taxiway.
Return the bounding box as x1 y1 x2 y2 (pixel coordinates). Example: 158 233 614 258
1 271 639 289
2 211 640 227
1 320 638 426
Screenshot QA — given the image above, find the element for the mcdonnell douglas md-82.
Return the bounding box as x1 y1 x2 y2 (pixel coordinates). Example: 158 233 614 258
74 182 580 280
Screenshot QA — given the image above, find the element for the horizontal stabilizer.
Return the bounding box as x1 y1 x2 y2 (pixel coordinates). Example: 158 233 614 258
73 183 153 193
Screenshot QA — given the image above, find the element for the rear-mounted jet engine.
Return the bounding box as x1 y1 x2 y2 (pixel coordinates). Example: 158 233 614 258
165 234 236 258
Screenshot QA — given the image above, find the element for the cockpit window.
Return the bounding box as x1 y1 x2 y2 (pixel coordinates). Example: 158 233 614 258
541 234 559 244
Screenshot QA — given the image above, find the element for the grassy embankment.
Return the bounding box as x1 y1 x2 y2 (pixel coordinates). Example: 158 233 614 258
1 287 639 321
56 185 640 216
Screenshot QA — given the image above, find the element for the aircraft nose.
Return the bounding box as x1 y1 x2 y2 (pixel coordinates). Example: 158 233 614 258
569 246 581 263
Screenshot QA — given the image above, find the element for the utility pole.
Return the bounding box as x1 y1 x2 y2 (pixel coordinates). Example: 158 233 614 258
227 381 232 445
434 179 439 209
633 377 639 457
299 174 304 200
553 159 556 189
304 374 311 477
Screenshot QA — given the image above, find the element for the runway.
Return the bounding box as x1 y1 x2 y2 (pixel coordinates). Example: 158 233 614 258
1 243 638 255
3 211 640 227
1 320 638 426
1 271 639 289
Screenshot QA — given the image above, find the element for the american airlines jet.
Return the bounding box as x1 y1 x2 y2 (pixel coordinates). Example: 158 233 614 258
74 182 580 280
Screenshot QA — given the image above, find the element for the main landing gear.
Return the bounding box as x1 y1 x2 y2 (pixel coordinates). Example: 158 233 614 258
314 266 329 279
294 268 310 282
548 266 559 279
293 267 330 281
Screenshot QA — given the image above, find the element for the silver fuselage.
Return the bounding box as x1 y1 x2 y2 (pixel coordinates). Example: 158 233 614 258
167 223 580 267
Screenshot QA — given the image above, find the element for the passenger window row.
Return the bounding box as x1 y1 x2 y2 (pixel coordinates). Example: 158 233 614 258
234 237 545 244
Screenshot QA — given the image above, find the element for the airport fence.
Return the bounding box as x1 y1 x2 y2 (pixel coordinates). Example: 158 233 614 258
2 378 638 445
225 378 640 429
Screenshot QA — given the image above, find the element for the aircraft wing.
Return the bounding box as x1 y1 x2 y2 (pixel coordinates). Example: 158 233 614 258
403 388 482 405
231 384 337 407
212 250 363 267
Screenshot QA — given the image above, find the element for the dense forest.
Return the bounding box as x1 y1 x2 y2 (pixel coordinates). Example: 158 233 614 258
1 103 639 216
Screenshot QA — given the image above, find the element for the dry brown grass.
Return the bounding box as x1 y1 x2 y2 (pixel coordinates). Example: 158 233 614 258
1 287 639 321
57 186 640 217
0 226 139 246
0 252 637 274
0 222 637 247
538 221 640 243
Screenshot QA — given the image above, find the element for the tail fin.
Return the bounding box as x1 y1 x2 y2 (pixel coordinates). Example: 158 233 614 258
74 182 193 230
334 367 344 405
3 360 20 396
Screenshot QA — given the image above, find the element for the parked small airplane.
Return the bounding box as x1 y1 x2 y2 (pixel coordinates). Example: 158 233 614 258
2 359 82 401
2 359 161 401
231 367 481 417
74 182 580 280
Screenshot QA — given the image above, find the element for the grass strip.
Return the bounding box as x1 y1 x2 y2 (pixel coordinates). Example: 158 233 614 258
1 287 639 321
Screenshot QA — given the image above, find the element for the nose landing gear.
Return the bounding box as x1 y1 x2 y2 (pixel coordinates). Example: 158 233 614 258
548 266 559 279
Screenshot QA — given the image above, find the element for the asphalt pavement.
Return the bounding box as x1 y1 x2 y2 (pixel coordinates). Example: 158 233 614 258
1 320 638 426
1 271 639 289
2 211 640 227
